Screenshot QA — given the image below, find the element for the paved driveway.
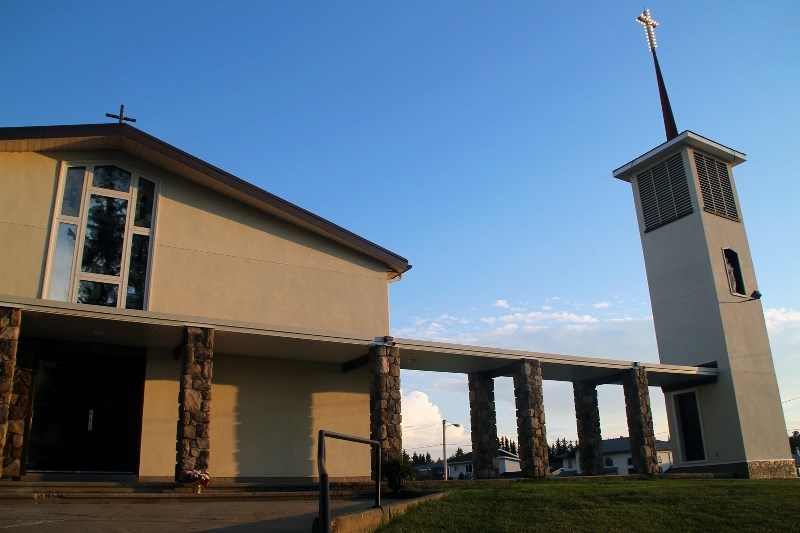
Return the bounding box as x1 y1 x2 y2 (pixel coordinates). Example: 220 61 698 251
0 499 372 532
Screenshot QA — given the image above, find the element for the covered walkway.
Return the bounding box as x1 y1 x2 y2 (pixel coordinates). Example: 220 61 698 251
2 297 717 482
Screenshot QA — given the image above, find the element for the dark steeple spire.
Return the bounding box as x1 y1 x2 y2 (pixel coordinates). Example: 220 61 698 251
636 9 678 141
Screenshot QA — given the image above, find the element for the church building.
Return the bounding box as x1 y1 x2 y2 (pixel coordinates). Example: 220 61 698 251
1 11 795 481
0 123 409 482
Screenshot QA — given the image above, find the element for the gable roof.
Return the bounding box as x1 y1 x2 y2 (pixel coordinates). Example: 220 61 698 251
446 452 474 465
0 123 411 276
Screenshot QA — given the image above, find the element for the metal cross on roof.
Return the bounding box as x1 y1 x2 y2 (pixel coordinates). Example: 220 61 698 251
105 104 137 124
636 9 659 51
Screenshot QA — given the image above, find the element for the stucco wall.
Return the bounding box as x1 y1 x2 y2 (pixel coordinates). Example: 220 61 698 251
138 351 371 480
210 354 370 480
150 173 389 336
2 149 391 337
138 349 181 478
0 153 58 298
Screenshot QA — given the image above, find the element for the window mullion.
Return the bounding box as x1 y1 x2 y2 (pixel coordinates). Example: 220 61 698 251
118 184 137 309
68 167 94 302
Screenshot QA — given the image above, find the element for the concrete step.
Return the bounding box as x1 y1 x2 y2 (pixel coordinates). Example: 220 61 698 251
0 480 380 503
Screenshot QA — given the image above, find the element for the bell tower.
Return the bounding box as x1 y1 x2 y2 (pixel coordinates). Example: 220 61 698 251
612 10 795 478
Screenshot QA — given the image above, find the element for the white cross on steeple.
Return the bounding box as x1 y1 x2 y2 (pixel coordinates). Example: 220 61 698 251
636 9 659 52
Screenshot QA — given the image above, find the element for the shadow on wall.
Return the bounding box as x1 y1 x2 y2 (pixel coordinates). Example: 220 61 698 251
213 354 371 480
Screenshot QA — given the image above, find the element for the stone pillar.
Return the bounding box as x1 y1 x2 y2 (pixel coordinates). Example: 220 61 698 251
0 308 22 479
369 341 401 479
622 366 658 475
176 326 214 481
2 366 32 479
573 380 603 476
514 359 549 477
468 371 498 479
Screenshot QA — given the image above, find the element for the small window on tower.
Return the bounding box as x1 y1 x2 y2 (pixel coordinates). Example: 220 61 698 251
723 248 746 296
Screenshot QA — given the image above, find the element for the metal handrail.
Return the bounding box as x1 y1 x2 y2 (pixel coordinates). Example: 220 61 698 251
317 430 381 533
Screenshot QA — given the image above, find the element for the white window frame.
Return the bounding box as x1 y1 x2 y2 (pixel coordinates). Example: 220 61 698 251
44 160 158 310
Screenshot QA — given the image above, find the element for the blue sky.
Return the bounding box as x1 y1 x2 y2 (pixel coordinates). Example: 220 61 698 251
2 1 798 457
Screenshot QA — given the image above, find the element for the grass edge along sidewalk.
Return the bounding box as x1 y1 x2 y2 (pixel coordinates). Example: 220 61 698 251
376 477 800 532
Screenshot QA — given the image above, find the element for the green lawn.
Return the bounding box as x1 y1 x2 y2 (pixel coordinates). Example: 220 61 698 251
377 478 800 532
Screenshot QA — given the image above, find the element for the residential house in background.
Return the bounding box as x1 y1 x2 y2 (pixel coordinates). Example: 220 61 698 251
417 449 521 480
558 437 672 476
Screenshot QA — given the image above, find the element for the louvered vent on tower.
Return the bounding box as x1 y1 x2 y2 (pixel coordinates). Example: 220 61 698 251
636 152 693 232
693 151 739 221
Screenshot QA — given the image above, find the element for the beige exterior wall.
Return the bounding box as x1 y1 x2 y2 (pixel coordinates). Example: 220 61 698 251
150 174 389 337
138 351 371 480
4 147 387 481
210 354 370 480
0 152 59 298
1 149 391 337
139 349 182 478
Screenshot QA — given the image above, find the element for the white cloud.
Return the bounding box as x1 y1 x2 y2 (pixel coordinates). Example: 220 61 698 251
765 307 800 331
593 301 611 309
401 390 470 457
497 311 599 325
494 299 510 308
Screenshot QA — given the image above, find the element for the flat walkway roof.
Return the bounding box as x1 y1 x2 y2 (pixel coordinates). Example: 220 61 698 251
395 338 717 388
4 296 717 388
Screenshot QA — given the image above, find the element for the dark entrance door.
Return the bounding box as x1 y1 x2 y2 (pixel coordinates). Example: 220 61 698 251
26 352 146 474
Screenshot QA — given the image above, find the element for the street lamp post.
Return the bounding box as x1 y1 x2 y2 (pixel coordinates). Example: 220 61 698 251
442 419 461 481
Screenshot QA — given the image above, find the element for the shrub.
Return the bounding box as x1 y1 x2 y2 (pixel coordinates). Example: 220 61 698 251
383 457 415 494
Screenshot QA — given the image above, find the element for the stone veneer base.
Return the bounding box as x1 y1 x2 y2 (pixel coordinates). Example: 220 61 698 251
668 460 798 479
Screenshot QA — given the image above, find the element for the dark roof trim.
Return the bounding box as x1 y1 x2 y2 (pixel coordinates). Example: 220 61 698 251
0 124 411 275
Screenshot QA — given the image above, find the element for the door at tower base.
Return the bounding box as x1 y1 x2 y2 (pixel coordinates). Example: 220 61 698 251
673 390 705 463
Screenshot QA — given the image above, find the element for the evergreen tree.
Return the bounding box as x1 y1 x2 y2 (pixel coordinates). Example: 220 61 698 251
558 438 567 455
510 440 517 455
449 447 465 460
425 452 432 464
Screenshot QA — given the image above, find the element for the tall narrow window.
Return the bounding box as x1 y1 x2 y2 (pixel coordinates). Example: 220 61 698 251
722 248 746 296
48 164 157 310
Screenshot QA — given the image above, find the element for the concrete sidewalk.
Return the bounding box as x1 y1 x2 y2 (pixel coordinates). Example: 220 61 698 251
0 499 374 532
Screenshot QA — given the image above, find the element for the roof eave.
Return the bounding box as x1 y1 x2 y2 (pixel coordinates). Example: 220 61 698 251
0 124 411 275
612 130 747 183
